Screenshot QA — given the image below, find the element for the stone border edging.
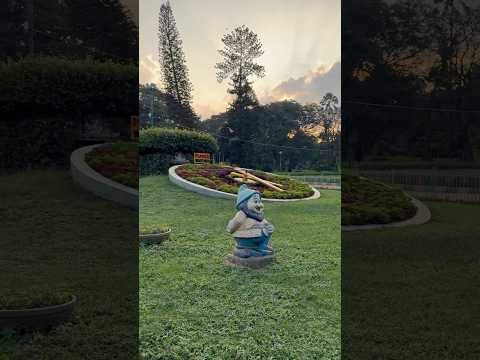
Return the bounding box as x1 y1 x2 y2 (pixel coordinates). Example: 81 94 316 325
70 144 138 209
342 195 431 231
168 165 320 202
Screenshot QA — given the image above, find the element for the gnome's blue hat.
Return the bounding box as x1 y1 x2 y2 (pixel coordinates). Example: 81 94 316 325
236 185 260 209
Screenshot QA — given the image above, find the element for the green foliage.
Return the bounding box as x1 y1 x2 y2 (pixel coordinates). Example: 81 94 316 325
158 2 199 129
139 153 173 176
188 176 216 188
342 175 417 225
217 184 238 194
0 57 138 170
139 127 218 155
0 57 137 116
139 176 340 359
175 164 314 199
1 116 78 169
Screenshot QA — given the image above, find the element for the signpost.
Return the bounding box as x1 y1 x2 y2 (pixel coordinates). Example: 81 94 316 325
130 116 139 140
194 152 212 164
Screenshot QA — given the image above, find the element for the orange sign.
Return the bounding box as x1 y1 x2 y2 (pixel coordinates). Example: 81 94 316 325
194 152 211 163
130 116 139 140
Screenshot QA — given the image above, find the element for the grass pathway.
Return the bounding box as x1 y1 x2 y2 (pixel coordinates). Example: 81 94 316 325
140 176 340 359
0 170 138 360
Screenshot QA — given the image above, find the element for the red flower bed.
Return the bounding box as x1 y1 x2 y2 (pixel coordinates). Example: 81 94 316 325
85 142 138 189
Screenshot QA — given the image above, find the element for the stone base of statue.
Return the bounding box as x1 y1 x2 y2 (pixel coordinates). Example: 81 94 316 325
224 253 276 269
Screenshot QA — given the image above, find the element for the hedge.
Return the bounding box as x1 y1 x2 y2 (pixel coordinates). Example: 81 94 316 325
139 128 218 155
0 57 138 170
0 57 138 116
140 153 173 176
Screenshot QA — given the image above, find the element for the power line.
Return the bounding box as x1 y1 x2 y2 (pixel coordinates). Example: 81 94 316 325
343 100 480 113
214 133 331 153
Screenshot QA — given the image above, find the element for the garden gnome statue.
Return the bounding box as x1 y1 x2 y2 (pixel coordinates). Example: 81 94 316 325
225 185 275 268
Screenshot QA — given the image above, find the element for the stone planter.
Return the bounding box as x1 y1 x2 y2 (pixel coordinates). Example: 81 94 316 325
139 228 171 246
0 295 77 330
70 144 138 209
169 165 320 202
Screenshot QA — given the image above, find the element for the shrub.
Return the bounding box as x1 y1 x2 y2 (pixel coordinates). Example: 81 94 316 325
218 184 239 194
342 175 416 225
140 153 173 176
189 176 216 188
0 57 138 170
139 127 218 155
0 57 137 116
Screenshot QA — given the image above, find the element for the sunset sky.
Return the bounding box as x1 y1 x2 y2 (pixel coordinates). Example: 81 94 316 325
138 0 340 119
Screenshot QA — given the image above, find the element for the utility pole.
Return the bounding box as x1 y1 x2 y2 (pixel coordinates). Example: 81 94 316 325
26 0 35 56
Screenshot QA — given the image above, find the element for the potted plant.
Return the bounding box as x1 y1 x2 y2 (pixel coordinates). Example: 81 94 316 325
0 288 77 331
139 224 171 246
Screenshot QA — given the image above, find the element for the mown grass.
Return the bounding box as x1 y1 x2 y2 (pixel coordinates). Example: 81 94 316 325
140 176 340 359
0 170 138 360
343 200 480 359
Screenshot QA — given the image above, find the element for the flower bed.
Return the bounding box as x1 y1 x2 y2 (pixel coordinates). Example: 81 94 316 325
175 164 314 199
342 175 417 225
85 142 138 189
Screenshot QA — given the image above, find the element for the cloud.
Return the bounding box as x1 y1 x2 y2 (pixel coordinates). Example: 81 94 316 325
260 61 341 104
140 54 162 85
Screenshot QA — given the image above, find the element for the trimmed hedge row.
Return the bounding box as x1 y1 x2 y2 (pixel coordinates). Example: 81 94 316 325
139 128 218 155
0 57 138 116
140 153 173 176
0 57 138 170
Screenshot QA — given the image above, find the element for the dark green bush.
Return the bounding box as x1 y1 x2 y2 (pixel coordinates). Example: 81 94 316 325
140 153 173 176
139 127 218 155
0 57 138 170
342 175 417 225
0 57 137 116
189 176 216 188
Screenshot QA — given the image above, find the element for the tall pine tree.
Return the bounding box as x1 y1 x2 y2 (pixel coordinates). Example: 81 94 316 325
215 25 265 112
158 1 198 128
215 25 265 166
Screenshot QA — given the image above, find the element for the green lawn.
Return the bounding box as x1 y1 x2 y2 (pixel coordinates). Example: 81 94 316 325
0 170 137 360
343 200 480 359
140 176 340 359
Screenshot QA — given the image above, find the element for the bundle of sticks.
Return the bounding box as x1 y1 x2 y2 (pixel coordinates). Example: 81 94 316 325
229 167 285 192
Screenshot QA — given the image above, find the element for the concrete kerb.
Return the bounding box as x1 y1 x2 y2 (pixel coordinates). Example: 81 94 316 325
168 165 320 202
70 144 138 209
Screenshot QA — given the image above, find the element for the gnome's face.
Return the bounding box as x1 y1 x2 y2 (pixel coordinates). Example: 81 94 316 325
246 193 264 218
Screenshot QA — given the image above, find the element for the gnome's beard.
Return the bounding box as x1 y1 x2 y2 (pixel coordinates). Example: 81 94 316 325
239 201 264 222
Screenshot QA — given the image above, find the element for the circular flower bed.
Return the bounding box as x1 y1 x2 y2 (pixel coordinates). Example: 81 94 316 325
175 164 314 199
85 142 137 188
342 175 417 225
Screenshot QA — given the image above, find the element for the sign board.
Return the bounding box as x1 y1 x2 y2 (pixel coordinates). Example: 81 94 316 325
194 152 211 163
130 116 139 140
